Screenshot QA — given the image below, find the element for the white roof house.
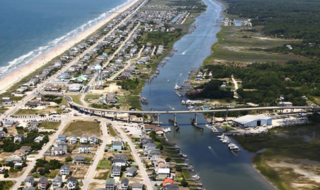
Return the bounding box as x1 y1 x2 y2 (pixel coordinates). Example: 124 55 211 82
233 115 272 128
68 84 82 92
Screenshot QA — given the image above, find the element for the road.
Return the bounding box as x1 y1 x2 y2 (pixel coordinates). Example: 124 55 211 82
8 118 70 189
231 75 238 99
107 45 144 81
110 121 153 190
82 119 109 189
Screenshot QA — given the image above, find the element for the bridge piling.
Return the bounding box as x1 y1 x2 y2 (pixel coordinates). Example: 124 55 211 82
157 114 160 127
174 113 177 124
127 113 130 123
194 113 197 125
210 113 215 124
142 113 145 124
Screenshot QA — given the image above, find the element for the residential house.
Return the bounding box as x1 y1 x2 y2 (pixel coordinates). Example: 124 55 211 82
52 176 63 189
131 182 143 190
51 147 65 156
73 155 85 164
80 134 88 144
66 177 78 190
113 154 127 166
150 155 162 164
24 176 34 188
23 186 36 190
125 167 138 177
105 178 116 190
106 92 117 104
110 166 121 177
155 127 164 135
147 149 161 159
60 165 71 175
119 178 129 190
163 184 179 190
90 135 99 144
58 134 67 142
79 145 90 153
156 168 170 179
112 141 123 151
68 135 77 144
0 167 5 174
38 176 48 190
34 136 43 143
112 136 123 151
2 97 13 107
6 155 22 164
57 141 68 153
14 134 25 143
144 125 156 132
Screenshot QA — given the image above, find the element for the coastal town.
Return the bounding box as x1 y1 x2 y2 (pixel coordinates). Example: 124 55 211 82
1 0 320 189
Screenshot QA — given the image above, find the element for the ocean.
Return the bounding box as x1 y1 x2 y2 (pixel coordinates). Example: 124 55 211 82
0 0 129 78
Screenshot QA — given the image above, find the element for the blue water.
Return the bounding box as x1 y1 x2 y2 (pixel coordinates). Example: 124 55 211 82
0 0 128 77
141 0 275 189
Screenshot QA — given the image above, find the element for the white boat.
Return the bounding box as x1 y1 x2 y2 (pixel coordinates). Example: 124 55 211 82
163 128 171 132
208 146 211 149
181 100 185 104
229 144 240 150
222 139 230 144
228 143 236 147
192 174 200 180
172 108 175 111
175 83 181 90
217 133 225 139
205 124 211 128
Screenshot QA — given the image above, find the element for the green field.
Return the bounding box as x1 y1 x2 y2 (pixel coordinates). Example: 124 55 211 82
39 121 61 130
69 95 83 105
97 160 112 169
204 25 308 65
0 181 14 190
63 120 100 136
108 124 117 136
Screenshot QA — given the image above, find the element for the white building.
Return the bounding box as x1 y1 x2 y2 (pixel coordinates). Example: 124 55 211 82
233 115 272 128
68 84 82 92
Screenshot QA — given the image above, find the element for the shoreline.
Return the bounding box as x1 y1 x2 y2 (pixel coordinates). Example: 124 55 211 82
0 0 139 94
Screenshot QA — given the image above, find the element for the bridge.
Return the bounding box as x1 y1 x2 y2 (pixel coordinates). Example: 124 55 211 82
43 92 317 126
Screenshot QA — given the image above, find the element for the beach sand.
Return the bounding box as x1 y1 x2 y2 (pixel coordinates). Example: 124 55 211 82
0 0 140 93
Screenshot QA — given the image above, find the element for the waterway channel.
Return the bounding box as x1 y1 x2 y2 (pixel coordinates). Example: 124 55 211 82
140 0 275 189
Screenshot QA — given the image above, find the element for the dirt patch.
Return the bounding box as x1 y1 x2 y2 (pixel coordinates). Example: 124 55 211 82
94 169 110 179
88 182 105 189
62 120 101 137
71 165 89 179
268 160 320 189
7 127 17 136
0 152 14 163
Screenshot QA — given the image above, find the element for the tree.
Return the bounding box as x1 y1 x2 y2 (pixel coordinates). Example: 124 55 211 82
65 156 72 163
181 179 188 187
165 157 171 162
175 165 182 171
